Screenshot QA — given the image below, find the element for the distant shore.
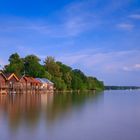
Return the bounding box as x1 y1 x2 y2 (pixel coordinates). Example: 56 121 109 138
105 86 140 90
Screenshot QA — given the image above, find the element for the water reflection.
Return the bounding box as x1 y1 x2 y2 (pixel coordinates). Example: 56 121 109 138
1 91 140 140
0 92 103 131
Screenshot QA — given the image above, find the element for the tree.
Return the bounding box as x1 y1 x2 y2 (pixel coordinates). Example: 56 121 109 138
4 54 104 91
24 55 46 77
4 53 24 76
44 56 61 78
56 62 72 89
52 77 67 90
71 69 88 90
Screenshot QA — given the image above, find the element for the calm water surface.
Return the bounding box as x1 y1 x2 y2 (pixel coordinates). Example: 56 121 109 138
0 90 140 140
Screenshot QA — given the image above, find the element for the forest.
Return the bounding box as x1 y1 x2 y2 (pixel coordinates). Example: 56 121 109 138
3 53 104 91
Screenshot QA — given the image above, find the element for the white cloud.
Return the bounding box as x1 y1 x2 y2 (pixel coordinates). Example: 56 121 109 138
135 64 140 68
57 49 140 73
0 0 136 38
123 64 140 71
117 23 134 30
129 14 140 19
0 1 100 38
0 15 98 38
2 0 140 38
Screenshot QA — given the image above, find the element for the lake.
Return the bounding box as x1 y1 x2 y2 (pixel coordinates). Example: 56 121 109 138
0 90 140 140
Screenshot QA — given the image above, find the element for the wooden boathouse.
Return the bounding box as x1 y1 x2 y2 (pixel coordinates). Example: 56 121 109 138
4 73 21 94
0 71 8 94
19 76 41 94
0 71 54 94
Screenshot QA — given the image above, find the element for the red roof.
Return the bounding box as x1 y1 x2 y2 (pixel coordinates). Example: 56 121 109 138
31 78 41 84
20 76 41 84
24 77 33 83
4 73 19 81
0 72 7 80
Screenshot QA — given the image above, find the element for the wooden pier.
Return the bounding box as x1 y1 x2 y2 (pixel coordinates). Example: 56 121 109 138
0 83 53 95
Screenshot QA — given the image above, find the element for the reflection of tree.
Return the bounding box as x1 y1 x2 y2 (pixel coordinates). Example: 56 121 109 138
46 92 103 123
0 92 103 131
0 94 43 130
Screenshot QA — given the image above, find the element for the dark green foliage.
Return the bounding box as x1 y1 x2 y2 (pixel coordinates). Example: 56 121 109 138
52 77 67 90
44 57 62 78
105 86 140 90
4 53 24 76
87 77 104 90
71 70 87 90
24 55 46 78
56 62 72 89
4 53 104 91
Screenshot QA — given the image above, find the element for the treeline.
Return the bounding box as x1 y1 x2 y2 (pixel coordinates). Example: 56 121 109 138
3 53 104 91
105 86 140 90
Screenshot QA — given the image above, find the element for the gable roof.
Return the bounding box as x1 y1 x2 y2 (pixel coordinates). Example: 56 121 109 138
36 78 54 84
0 71 7 80
30 77 41 84
22 76 33 83
4 73 19 81
42 78 54 84
20 76 41 84
36 78 46 84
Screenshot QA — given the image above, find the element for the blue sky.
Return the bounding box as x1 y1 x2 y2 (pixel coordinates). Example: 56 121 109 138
0 0 140 86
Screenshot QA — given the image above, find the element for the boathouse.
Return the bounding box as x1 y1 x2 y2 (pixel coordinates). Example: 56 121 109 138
30 77 41 90
36 78 54 91
19 76 41 93
5 73 19 84
0 71 8 94
0 72 53 94
19 76 27 87
42 78 54 91
36 78 48 89
4 73 20 94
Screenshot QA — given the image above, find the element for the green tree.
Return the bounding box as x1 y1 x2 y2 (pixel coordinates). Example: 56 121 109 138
71 69 88 90
4 53 24 76
24 55 46 78
4 54 104 91
52 77 67 90
56 62 72 89
44 56 61 78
